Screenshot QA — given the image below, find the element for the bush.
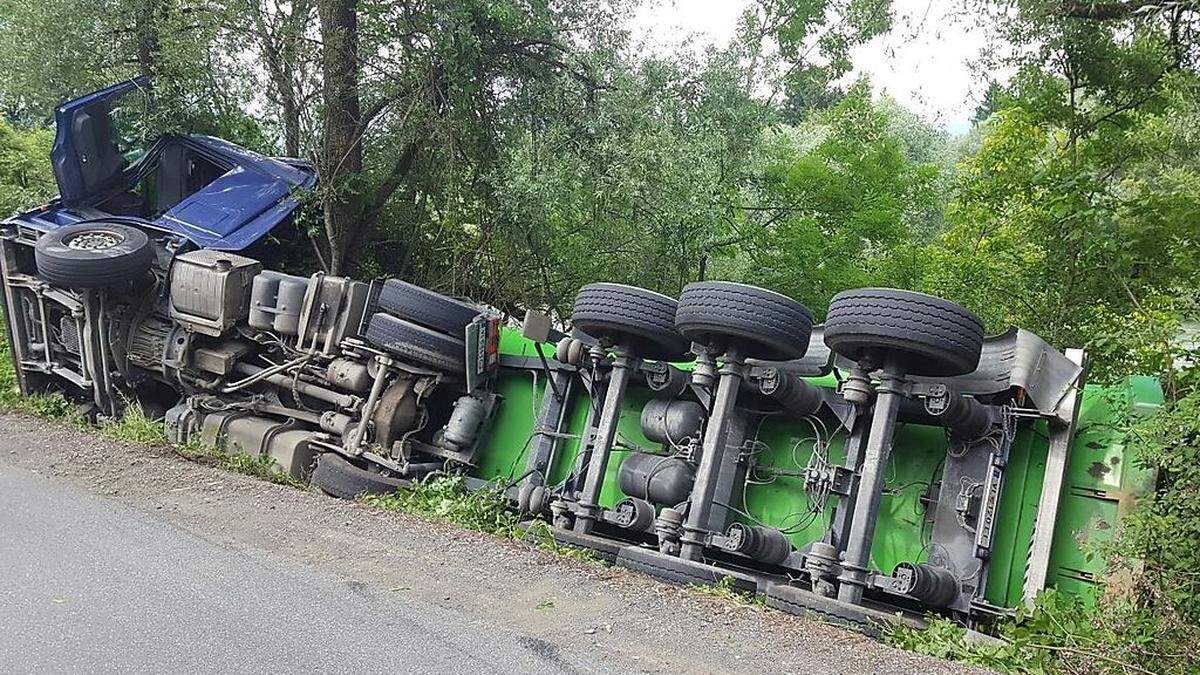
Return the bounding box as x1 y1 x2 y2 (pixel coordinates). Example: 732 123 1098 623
0 120 54 217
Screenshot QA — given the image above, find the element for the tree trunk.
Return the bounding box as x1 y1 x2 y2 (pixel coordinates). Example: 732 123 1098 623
133 0 164 78
281 94 301 157
253 0 311 158
317 0 362 274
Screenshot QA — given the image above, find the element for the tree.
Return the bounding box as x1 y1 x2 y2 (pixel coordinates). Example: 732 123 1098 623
244 0 318 157
709 81 941 314
0 0 261 144
306 0 630 275
921 1 1200 380
735 0 894 118
482 50 769 314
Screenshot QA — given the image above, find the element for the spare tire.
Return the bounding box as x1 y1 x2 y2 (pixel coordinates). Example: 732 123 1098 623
35 222 154 288
675 281 812 361
375 279 482 337
364 312 466 372
312 453 408 499
823 288 984 377
571 283 691 362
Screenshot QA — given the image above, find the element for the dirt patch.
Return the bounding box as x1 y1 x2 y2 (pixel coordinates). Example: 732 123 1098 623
0 411 983 674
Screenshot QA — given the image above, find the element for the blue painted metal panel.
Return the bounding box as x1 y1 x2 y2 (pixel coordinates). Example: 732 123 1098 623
33 79 318 251
50 77 149 204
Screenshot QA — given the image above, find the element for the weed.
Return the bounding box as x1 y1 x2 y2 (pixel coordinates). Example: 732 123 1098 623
0 328 86 424
18 391 87 424
174 434 305 489
884 588 1192 674
100 403 166 444
224 451 306 488
535 598 555 610
361 474 520 536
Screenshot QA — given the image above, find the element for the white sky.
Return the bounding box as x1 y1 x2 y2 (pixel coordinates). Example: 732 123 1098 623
633 0 995 133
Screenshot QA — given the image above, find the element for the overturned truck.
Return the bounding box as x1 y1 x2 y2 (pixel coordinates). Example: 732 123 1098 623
1 80 1160 632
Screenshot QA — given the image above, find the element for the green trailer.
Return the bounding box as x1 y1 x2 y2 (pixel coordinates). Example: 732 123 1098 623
468 296 1160 629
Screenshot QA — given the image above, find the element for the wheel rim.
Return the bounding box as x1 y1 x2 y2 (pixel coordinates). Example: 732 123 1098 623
64 229 125 252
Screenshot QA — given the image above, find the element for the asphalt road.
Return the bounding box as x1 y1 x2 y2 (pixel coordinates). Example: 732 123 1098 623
0 465 607 674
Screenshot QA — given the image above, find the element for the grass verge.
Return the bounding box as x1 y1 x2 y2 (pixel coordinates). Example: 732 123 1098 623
359 476 607 564
360 474 520 535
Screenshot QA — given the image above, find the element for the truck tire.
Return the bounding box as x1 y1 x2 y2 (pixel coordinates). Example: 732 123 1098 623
571 283 691 362
823 288 984 377
375 279 482 337
364 312 465 372
311 453 408 499
34 222 154 288
674 281 812 361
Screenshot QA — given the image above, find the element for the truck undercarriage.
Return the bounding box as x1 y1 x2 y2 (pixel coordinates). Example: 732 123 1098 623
0 220 1157 632
0 79 1160 635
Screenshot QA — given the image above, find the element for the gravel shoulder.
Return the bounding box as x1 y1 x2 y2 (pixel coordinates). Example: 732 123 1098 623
0 411 982 674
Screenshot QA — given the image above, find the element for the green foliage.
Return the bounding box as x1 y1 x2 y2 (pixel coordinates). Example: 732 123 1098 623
1116 389 1200 630
0 121 55 217
486 50 768 312
101 403 167 444
361 475 520 537
712 81 944 314
886 588 1197 674
0 0 273 148
737 0 894 115
915 77 1200 382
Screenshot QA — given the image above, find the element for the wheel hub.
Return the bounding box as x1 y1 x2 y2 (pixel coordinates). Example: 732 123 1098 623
64 230 124 251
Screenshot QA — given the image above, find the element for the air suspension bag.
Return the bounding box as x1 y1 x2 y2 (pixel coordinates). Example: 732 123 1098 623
639 398 706 446
618 452 695 506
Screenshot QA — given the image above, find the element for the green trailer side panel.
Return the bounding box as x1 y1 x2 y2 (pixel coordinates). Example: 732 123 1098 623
1046 376 1162 603
984 421 1048 607
471 330 555 484
740 416 846 548
471 369 547 482
740 415 948 574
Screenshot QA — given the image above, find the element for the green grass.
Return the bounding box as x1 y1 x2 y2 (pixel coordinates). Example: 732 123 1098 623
100 402 167 444
359 479 612 566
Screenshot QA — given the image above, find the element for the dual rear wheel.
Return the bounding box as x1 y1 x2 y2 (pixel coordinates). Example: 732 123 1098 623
569 281 982 374
363 279 486 372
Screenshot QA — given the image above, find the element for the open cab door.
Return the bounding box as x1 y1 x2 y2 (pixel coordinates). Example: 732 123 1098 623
50 77 149 205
